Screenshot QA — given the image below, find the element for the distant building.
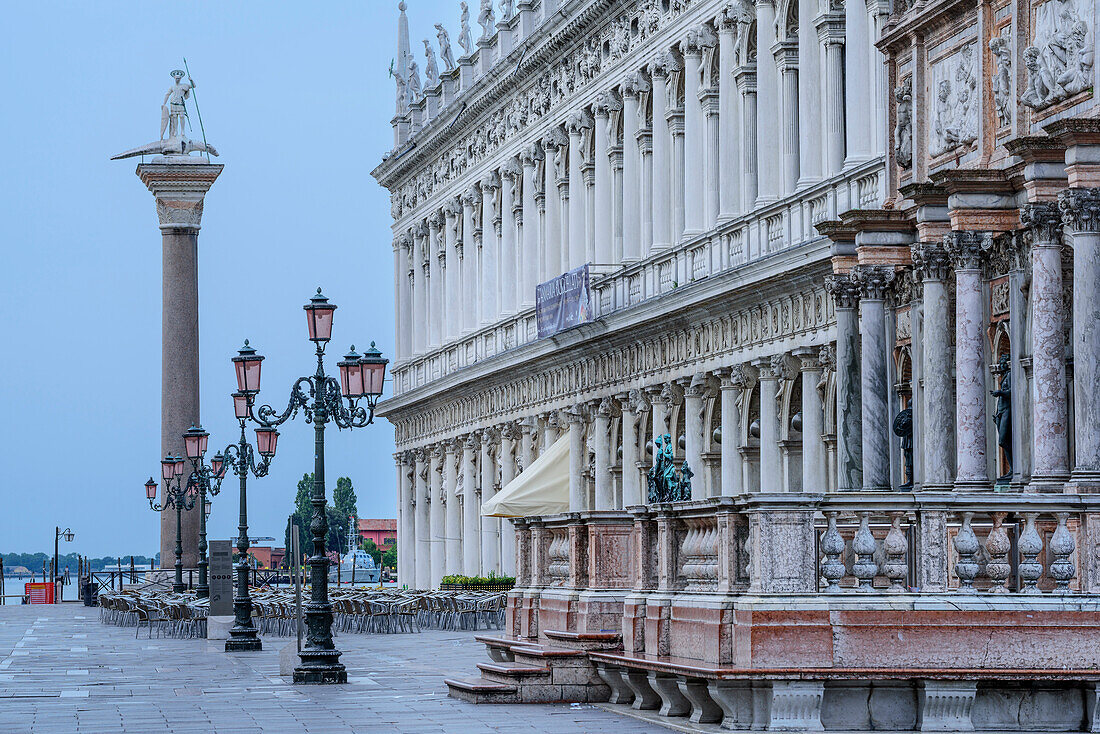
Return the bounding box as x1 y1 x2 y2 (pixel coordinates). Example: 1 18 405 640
247 546 285 570
357 519 397 551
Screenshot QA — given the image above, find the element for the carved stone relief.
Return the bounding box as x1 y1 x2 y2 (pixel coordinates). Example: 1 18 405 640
929 44 978 158
1021 0 1094 111
895 76 913 168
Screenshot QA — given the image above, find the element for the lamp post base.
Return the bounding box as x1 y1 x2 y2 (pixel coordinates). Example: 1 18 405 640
172 583 187 593
293 662 347 685
225 634 262 652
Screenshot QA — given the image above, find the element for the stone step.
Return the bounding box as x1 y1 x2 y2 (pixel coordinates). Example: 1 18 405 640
543 629 623 651
444 676 520 704
473 634 518 662
477 661 551 686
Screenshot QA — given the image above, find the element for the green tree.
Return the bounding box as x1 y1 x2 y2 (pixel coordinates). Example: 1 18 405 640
333 476 358 522
381 546 397 570
361 538 382 566
284 473 314 559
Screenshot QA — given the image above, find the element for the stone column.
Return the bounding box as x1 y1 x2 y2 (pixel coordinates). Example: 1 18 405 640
415 223 431 353
414 450 431 588
701 86 720 230
664 54 686 243
138 161 222 568
593 398 614 510
409 228 423 355
461 434 480 576
825 274 863 490
594 92 619 265
754 358 782 492
718 12 741 220
461 189 480 334
682 32 707 237
622 76 643 262
1060 189 1100 490
499 163 519 315
683 374 708 500
852 265 895 491
443 199 463 343
444 441 461 567
650 61 672 251
429 446 444 588
639 125 654 256
619 393 643 506
774 41 799 195
544 128 567 278
480 173 501 322
912 241 955 491
393 238 406 361
500 424 518 576
566 111 592 269
396 453 415 588
395 235 412 360
568 406 588 511
795 348 826 492
945 231 992 490
754 0 779 203
427 214 444 350
796 0 823 185
648 385 670 453
520 417 536 474
717 366 749 496
481 429 500 574
815 14 845 177
735 69 758 212
844 0 872 165
520 144 542 307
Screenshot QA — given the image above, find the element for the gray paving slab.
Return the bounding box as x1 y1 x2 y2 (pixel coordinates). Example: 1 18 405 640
0 603 664 733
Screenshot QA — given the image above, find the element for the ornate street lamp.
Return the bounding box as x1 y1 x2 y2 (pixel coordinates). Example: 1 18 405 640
53 527 74 604
240 288 386 684
182 424 224 599
145 454 196 592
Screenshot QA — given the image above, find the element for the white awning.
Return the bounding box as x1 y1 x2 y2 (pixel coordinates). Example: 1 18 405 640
481 434 570 518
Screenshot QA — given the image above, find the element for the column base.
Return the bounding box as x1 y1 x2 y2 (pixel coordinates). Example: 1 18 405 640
917 483 953 492
1066 471 1100 494
954 480 992 492
1028 474 1070 493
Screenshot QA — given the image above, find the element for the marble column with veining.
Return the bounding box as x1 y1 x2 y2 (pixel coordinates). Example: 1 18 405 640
566 111 591 269
593 399 614 510
568 407 588 510
461 434 480 576
480 430 500 574
853 265 894 491
414 450 431 589
718 367 748 495
429 445 445 588
825 274 863 490
912 241 955 490
946 231 992 489
500 425 517 576
650 61 671 251
684 374 708 499
1060 188 1100 489
444 441 461 571
796 348 826 492
1023 204 1070 491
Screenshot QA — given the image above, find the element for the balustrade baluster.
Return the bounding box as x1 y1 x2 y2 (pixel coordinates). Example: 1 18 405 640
1018 512 1043 594
821 512 845 592
852 512 878 591
985 512 1011 593
1049 512 1076 592
883 512 907 593
953 512 980 592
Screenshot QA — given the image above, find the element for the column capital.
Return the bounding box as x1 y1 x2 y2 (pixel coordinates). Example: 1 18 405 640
792 346 825 371
627 387 652 414
500 157 522 181
1058 187 1100 234
1021 201 1063 245
621 71 650 99
684 23 717 56
650 49 682 79
594 89 623 116
566 109 593 134
463 433 480 451
752 356 780 380
412 221 429 239
814 11 845 44
500 421 521 441
718 362 758 390
824 272 861 308
911 241 952 281
659 380 685 408
566 405 587 424
137 162 223 231
520 141 544 166
944 231 994 270
544 125 569 151
480 170 501 193
851 264 896 300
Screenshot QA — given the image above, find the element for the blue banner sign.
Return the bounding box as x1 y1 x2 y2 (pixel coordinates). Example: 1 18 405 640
536 264 592 338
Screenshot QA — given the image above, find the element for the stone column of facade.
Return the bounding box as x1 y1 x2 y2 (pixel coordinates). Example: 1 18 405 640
443 199 463 342
481 429 500 574
396 453 414 588
583 137 597 264
701 77 720 230
825 274 863 490
647 385 670 454
795 348 826 492
461 433 480 575
395 235 411 360
844 0 872 165
544 128 567 278
568 406 588 510
774 40 799 195
460 189 480 334
717 366 749 496
754 358 782 491
619 392 643 506
1060 188 1100 490
513 174 525 302
911 241 954 491
1019 204 1069 491
520 143 542 307
444 440 461 568
683 374 708 500
429 445 445 588
665 53 686 242
416 223 431 353
427 213 444 350
852 264 894 491
392 239 405 361
414 450 431 588
638 118 654 257
718 11 741 220
945 231 992 490
682 30 707 236
409 226 425 354
592 398 614 509
520 417 536 474
594 92 619 265
499 162 519 316
796 0 823 185
650 61 671 251
815 15 845 177
754 0 779 203
138 160 223 566
566 111 592 269
500 424 518 576
480 173 501 323
621 76 643 262
735 67 758 212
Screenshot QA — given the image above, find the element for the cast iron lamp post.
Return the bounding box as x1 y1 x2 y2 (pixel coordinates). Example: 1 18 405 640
53 527 74 603
182 425 226 599
144 455 195 593
237 288 387 684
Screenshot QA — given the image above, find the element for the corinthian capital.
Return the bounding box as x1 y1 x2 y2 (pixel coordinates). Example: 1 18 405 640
911 241 952 281
824 273 861 309
944 231 993 270
1058 187 1100 234
850 264 896 300
1020 202 1062 245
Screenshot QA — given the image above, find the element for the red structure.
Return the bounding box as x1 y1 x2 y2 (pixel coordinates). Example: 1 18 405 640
357 519 397 551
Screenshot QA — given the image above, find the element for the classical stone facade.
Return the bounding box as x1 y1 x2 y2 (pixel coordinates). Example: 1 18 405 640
375 0 1100 729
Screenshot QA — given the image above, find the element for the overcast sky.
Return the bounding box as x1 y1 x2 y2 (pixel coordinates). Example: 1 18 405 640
0 1 458 556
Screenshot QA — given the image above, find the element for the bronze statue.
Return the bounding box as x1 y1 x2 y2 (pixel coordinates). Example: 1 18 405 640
647 434 692 503
892 407 913 490
991 353 1013 483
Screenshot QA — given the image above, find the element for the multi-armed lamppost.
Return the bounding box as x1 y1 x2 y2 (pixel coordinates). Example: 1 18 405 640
182 425 223 599
144 455 195 593
235 288 387 684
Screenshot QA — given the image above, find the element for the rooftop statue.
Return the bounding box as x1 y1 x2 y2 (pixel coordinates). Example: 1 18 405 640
423 39 439 88
111 69 218 161
458 3 473 55
478 0 495 40
435 24 456 72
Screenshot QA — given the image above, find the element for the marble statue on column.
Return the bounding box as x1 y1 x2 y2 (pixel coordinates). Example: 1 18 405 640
111 70 218 160
478 0 496 39
991 354 1013 483
892 407 914 490
435 24 456 72
423 39 439 88
458 3 473 56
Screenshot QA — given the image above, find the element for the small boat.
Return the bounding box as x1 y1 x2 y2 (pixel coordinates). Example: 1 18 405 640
328 520 381 584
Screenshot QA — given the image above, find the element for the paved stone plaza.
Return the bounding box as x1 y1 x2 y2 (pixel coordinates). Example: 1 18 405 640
0 604 663 733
